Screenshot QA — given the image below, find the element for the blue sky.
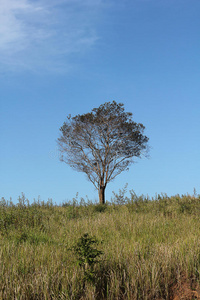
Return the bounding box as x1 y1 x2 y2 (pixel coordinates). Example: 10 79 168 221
1 0 200 204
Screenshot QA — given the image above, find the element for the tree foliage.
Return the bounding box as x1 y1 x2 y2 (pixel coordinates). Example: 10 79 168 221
57 101 149 203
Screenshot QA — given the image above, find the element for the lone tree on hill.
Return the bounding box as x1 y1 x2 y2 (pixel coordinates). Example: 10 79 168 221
57 101 149 204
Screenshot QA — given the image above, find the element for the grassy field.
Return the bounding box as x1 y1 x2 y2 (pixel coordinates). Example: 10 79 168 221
0 190 200 299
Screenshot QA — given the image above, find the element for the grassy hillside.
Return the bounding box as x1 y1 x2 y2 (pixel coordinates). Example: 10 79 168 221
0 191 200 299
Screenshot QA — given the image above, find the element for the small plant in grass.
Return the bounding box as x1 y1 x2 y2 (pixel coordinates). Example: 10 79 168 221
94 203 107 213
71 233 103 285
111 183 129 205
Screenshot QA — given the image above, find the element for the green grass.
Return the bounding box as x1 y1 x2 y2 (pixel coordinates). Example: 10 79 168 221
0 191 200 299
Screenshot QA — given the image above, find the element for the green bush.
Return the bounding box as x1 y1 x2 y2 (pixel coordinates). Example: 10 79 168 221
70 233 103 284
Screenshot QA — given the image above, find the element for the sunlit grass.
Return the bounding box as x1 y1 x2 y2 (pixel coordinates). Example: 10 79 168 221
0 191 200 299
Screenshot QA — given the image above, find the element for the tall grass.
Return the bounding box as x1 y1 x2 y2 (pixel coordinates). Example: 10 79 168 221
0 191 200 299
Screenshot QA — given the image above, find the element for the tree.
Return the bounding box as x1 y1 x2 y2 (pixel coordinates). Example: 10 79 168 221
57 101 149 204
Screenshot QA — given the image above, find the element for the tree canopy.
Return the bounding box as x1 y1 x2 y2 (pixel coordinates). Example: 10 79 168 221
57 101 149 204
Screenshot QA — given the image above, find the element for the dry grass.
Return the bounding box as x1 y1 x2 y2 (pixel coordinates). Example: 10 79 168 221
0 192 200 299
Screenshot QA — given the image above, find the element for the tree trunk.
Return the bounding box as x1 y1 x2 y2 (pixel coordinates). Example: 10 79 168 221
99 186 105 204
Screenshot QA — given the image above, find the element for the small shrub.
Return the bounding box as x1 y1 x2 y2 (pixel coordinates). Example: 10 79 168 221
111 183 129 205
70 233 103 284
93 204 107 213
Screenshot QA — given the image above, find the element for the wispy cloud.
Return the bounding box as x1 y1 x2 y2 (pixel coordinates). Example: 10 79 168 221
0 0 102 73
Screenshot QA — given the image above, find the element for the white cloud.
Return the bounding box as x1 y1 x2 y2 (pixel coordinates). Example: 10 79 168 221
0 0 102 73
